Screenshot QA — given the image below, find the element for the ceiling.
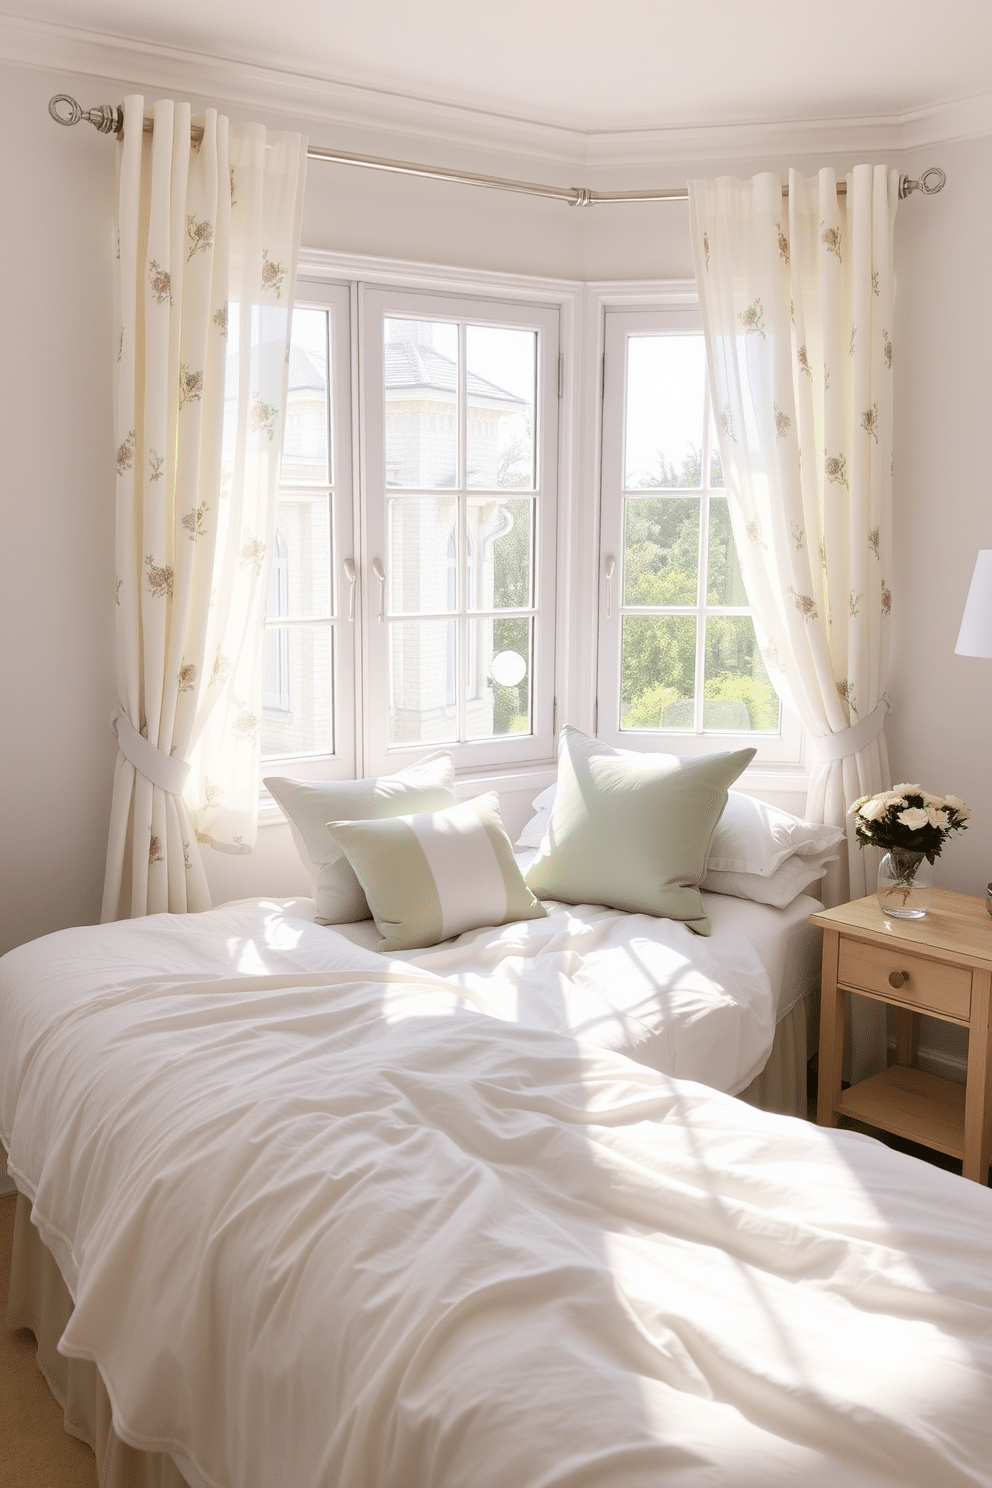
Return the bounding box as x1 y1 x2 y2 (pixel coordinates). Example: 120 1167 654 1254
9 0 992 139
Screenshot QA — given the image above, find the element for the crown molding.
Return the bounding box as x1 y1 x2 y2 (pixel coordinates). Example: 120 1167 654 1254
3 12 991 176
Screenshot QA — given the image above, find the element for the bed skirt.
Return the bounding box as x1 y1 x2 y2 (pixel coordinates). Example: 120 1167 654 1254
5 990 816 1488
7 1190 190 1488
737 990 815 1119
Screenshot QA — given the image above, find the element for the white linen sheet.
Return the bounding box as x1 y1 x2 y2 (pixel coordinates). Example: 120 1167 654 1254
2 903 992 1488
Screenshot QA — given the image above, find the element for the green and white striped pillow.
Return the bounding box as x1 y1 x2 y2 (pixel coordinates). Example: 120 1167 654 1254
326 792 547 952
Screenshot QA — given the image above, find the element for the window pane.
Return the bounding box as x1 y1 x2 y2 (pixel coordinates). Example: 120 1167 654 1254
706 497 748 606
466 617 532 740
620 615 696 729
624 335 706 489
466 326 536 489
703 616 780 731
623 497 699 607
709 412 725 488
384 318 458 488
274 496 332 617
387 495 458 614
283 307 329 483
261 626 334 758
388 620 458 745
467 496 533 611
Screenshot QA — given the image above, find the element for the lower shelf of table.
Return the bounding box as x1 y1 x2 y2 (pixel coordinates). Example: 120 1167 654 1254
835 1065 966 1160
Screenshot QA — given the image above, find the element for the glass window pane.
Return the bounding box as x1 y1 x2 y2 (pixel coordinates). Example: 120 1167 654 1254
623 496 699 607
466 617 532 740
261 625 334 758
624 335 706 489
466 326 536 490
706 497 749 606
387 495 459 614
273 496 332 617
703 616 780 732
283 307 330 483
388 619 458 745
620 615 696 729
467 496 533 611
709 412 725 488
384 318 458 489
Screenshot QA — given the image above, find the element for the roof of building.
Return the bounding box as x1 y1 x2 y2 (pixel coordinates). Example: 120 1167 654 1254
385 338 525 406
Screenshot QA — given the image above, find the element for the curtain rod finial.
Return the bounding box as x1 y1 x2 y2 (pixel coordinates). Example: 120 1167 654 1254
899 166 946 199
49 95 124 137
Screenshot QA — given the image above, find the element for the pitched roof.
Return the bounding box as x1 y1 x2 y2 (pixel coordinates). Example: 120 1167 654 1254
385 338 525 406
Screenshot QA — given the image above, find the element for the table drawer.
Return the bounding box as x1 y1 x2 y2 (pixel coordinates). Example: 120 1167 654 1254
837 937 972 1019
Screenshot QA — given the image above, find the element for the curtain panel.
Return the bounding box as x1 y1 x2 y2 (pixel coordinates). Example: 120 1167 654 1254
102 96 307 921
689 166 898 912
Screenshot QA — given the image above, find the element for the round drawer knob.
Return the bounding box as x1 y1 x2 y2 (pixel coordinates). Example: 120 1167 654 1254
888 970 909 988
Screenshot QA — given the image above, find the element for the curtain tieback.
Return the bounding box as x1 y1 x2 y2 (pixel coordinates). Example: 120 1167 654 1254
111 708 190 795
810 699 888 764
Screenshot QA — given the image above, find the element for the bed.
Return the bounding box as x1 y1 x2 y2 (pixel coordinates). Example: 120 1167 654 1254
3 900 992 1488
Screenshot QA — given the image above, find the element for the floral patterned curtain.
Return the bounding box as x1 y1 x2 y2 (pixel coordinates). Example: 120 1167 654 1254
689 166 898 1079
689 166 898 905
102 96 306 920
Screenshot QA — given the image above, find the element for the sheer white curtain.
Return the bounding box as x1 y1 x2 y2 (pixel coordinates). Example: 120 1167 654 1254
102 96 306 921
689 166 898 1078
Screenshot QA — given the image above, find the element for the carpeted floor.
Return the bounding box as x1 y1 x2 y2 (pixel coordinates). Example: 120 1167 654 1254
0 1193 97 1487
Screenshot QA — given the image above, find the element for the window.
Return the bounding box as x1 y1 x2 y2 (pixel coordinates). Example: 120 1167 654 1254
261 282 356 780
361 287 559 775
597 308 798 760
263 280 559 787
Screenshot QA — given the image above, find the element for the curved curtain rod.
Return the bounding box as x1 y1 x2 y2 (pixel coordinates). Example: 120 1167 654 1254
48 94 947 206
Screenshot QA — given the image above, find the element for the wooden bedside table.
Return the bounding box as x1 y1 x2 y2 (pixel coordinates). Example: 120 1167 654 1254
810 888 992 1183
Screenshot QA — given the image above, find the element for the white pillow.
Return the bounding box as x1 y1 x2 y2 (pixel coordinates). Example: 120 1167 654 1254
264 753 455 924
327 792 547 952
516 783 844 876
700 853 835 907
705 790 845 876
514 783 556 848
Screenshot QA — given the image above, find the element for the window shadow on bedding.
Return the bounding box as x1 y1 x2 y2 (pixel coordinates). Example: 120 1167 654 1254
3 902 989 1486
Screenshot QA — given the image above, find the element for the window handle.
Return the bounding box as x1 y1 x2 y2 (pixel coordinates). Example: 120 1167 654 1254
343 559 357 623
372 558 386 622
604 556 616 618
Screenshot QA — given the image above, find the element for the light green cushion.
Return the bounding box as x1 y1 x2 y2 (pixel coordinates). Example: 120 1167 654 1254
327 792 547 952
524 727 756 934
264 753 455 924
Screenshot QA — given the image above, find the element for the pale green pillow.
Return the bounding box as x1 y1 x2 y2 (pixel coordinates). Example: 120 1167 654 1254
327 792 548 952
264 753 455 924
524 727 756 934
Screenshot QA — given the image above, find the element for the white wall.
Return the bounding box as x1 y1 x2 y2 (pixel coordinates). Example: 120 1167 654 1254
1 52 988 954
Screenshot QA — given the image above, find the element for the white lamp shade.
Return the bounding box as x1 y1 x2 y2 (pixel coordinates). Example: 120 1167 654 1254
955 550 992 658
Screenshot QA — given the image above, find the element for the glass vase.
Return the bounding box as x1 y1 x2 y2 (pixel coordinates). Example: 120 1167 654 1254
876 849 932 919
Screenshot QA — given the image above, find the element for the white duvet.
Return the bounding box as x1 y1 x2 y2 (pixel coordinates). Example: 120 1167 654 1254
312 885 821 1093
2 900 992 1488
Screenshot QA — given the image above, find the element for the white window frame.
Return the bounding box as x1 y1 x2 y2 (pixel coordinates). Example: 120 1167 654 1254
260 278 358 789
596 303 803 766
360 284 560 777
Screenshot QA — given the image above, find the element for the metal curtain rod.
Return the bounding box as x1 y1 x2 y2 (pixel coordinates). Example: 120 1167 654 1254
48 95 948 205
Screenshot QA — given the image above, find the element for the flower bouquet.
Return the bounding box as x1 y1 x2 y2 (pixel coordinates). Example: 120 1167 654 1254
849 785 970 918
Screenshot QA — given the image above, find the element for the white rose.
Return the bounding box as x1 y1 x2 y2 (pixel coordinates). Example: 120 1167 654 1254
859 798 890 821
926 806 950 830
897 807 929 831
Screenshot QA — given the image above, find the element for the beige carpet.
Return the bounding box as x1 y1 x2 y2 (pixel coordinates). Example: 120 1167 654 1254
0 1193 97 1487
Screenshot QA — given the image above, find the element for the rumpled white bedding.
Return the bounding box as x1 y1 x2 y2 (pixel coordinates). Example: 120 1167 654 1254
2 901 992 1488
320 882 823 1094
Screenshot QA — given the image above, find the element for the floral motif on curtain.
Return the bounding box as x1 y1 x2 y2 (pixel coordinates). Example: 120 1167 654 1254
102 96 306 920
